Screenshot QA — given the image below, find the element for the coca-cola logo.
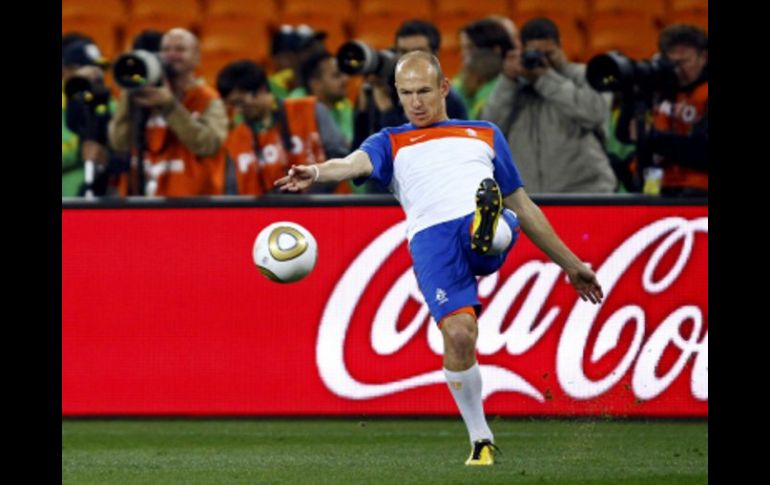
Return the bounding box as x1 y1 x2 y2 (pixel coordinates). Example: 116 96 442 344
316 216 708 404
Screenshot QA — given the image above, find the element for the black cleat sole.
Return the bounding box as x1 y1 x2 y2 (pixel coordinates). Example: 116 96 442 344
471 178 502 255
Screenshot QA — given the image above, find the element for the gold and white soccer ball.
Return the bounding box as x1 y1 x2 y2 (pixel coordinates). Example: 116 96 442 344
253 222 318 283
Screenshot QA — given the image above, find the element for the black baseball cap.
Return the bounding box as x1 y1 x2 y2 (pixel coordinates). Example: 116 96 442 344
62 40 110 68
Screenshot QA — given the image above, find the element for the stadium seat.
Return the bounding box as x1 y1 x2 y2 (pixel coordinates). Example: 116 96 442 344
129 0 203 29
198 49 257 88
434 0 510 18
200 17 272 64
590 0 667 23
586 13 660 60
665 10 708 31
350 16 406 49
62 0 127 24
435 15 473 53
62 17 121 59
281 0 354 18
357 0 433 21
515 0 590 23
204 0 279 25
668 0 708 14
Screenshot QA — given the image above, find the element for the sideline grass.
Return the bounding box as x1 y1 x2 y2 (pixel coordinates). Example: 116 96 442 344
62 418 707 484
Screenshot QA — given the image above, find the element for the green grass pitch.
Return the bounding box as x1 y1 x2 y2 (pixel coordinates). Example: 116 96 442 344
62 418 707 484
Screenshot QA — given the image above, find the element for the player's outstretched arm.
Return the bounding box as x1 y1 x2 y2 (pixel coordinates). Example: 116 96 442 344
274 150 375 192
503 187 604 304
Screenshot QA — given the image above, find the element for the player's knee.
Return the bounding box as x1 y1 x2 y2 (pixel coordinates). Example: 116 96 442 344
441 313 478 355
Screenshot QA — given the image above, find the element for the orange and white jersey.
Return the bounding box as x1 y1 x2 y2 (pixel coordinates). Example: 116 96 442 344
357 120 524 240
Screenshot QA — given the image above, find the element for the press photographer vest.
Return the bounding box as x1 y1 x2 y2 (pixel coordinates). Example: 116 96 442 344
142 84 227 196
653 81 708 191
224 97 326 195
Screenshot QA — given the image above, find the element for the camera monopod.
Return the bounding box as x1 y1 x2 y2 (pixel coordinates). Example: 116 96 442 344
127 96 149 196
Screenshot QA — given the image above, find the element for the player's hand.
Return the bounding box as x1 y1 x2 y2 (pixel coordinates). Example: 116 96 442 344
565 264 604 304
274 164 317 192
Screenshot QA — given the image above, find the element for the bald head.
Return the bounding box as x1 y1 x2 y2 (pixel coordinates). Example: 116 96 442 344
162 28 199 50
396 51 444 86
161 28 200 77
394 51 449 127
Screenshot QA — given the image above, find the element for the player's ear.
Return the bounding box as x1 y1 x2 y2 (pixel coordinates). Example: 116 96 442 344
440 77 450 97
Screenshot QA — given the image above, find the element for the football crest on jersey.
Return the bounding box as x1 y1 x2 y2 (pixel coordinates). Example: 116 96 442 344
436 288 448 305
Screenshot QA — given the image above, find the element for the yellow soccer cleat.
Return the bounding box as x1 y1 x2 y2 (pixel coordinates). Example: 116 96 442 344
465 439 501 466
470 178 503 255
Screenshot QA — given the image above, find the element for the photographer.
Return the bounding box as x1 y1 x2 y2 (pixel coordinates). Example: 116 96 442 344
300 50 353 144
269 25 328 100
481 17 616 194
108 28 228 196
349 20 468 151
217 60 350 195
62 39 115 197
621 24 708 197
454 18 515 120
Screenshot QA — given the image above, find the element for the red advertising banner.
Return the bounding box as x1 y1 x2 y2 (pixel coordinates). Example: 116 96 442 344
62 204 707 416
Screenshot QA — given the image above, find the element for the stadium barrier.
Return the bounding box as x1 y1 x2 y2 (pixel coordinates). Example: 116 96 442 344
62 195 707 417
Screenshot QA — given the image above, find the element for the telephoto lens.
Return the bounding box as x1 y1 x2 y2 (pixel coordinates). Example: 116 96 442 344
112 50 165 89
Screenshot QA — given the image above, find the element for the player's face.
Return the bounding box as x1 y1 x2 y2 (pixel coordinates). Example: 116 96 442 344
395 62 449 128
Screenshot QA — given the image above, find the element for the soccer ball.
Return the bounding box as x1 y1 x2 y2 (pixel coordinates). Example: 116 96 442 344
253 221 318 283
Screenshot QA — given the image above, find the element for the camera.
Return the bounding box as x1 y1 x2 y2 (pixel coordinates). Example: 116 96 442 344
521 49 546 70
586 51 678 96
336 40 396 78
112 49 173 89
65 76 111 145
64 76 111 108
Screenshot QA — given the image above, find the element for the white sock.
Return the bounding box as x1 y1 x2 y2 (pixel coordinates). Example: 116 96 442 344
444 363 494 444
488 210 515 255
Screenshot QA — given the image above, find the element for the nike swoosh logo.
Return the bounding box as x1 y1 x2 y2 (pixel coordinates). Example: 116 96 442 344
410 134 427 142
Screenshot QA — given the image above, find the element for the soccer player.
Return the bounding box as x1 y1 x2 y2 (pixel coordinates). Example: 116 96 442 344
275 51 603 465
